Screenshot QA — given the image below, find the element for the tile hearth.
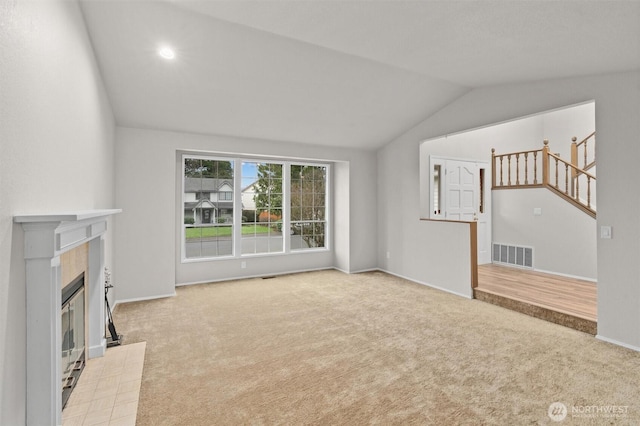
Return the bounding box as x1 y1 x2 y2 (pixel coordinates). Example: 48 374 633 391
62 342 145 426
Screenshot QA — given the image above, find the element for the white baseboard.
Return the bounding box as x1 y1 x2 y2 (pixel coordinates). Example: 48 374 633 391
113 292 176 308
333 266 379 274
534 267 597 283
175 266 334 287
596 335 640 352
349 267 380 274
115 267 473 308
376 268 473 299
88 339 106 358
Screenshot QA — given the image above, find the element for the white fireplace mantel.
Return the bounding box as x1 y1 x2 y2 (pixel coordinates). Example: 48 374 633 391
15 209 121 426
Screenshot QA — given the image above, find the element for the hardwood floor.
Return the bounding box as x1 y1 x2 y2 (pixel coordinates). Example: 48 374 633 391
475 264 597 334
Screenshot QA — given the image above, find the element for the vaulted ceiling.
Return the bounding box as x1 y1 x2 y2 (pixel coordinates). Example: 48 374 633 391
80 0 640 150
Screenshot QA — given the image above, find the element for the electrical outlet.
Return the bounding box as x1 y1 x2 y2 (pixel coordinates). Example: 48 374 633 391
386 251 391 259
241 261 246 269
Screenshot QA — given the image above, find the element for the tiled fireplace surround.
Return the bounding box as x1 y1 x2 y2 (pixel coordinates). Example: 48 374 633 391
15 210 121 426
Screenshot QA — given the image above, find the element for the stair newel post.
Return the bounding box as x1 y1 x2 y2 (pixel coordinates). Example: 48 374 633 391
491 148 497 188
542 140 549 187
571 137 578 172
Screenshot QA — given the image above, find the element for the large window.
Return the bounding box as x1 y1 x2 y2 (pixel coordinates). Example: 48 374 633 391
183 157 234 258
241 161 284 255
290 164 327 250
182 155 329 261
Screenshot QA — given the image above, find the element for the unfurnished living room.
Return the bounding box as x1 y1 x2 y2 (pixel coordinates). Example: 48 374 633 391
2 1 640 425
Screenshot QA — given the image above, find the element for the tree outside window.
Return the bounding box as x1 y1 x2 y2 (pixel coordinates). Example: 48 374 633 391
253 163 327 249
182 155 328 261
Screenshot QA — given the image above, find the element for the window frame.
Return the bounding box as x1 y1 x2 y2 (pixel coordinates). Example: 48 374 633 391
289 162 329 252
219 191 233 201
181 154 236 261
239 159 285 257
181 153 330 263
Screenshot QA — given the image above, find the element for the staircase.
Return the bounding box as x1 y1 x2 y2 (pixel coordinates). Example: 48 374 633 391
492 132 596 218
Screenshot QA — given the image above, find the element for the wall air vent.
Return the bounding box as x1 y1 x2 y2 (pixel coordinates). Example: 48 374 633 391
492 243 533 269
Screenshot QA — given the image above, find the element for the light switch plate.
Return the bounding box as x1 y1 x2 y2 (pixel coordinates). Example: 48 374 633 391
600 226 612 239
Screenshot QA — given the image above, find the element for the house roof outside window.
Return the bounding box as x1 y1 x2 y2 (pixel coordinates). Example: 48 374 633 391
184 177 233 193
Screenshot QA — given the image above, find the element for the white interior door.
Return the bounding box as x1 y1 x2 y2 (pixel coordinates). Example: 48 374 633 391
443 159 492 265
445 161 476 221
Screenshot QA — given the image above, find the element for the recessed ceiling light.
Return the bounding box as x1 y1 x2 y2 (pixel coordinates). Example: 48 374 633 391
158 46 175 60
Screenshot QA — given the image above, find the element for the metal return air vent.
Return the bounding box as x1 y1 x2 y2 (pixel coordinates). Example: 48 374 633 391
492 243 533 268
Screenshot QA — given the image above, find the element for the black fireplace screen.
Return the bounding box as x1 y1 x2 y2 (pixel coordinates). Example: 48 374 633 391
61 272 85 408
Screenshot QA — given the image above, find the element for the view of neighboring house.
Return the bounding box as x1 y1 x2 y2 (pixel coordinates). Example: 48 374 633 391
184 178 267 224
184 178 234 224
241 181 258 211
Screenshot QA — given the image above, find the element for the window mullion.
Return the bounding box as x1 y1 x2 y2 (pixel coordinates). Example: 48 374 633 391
181 155 187 262
325 164 331 250
233 158 242 257
283 163 291 254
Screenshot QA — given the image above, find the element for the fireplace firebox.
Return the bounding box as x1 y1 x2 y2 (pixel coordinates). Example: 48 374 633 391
61 272 86 408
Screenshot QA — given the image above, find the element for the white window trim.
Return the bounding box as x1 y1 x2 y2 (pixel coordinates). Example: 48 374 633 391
181 154 236 262
181 154 330 263
289 161 330 253
429 156 446 220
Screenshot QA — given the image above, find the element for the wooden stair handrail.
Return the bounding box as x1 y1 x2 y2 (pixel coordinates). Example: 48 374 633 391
492 138 596 218
571 131 596 172
571 131 596 195
547 152 596 182
575 131 596 148
492 148 543 188
492 148 543 158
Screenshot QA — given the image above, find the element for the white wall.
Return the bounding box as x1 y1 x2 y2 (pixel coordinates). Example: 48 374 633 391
114 127 377 302
422 114 544 166
542 102 596 160
378 71 640 350
542 103 597 208
0 1 116 423
419 103 596 279
493 189 597 279
333 161 350 272
419 102 594 177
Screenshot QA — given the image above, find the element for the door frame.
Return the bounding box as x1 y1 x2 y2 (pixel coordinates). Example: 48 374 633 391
428 155 492 265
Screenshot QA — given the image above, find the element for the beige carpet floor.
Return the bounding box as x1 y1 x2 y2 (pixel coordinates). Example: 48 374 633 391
113 270 640 425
